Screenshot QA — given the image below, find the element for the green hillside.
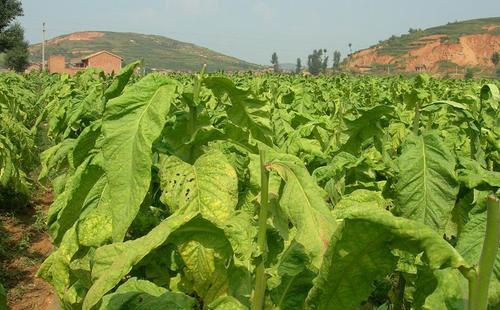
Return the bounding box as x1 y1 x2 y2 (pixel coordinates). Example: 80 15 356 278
374 17 500 57
29 31 261 72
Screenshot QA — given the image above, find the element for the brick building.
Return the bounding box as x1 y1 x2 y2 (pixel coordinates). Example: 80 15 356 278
48 50 123 75
81 51 123 74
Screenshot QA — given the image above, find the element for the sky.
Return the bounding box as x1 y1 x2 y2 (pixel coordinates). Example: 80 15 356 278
19 0 500 65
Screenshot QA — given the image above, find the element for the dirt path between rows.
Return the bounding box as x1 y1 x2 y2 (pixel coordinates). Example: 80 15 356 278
0 191 60 310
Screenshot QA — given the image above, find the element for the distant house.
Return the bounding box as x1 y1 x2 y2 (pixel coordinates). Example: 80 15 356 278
415 64 427 72
355 64 373 73
48 50 123 75
81 51 123 74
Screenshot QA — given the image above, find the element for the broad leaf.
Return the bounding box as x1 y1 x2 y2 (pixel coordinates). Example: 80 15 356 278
99 278 194 310
204 76 272 146
267 155 336 269
101 74 181 241
456 193 500 306
306 206 469 310
83 212 197 310
159 151 238 226
270 242 315 309
47 156 104 245
103 60 140 102
170 218 234 305
394 132 459 233
413 267 468 310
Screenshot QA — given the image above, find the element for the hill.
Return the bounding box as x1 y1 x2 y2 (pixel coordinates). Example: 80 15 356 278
29 31 261 72
346 17 500 75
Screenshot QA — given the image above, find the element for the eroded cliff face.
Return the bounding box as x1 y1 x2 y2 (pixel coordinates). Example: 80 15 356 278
46 32 105 45
348 33 500 74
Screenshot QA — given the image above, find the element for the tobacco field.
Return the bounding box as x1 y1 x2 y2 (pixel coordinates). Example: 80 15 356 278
0 63 499 310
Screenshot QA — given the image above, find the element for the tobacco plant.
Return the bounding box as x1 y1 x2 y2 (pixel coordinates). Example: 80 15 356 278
2 67 497 309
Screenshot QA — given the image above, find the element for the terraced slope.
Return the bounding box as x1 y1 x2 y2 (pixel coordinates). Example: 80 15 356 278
347 17 500 75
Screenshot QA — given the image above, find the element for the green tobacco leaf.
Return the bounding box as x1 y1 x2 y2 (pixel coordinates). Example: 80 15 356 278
0 283 5 310
101 74 181 241
394 132 459 233
77 175 112 247
208 296 247 310
413 267 468 310
306 206 469 310
38 138 75 181
39 174 111 307
37 225 81 307
83 212 197 310
170 218 234 305
457 156 500 189
270 242 315 310
204 76 272 146
335 189 389 210
99 278 194 310
455 194 500 305
480 84 500 110
72 121 101 169
47 156 104 245
342 105 394 154
159 151 238 225
103 60 140 102
222 211 257 270
267 155 336 269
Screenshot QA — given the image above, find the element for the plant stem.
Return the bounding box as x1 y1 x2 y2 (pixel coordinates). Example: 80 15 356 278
253 149 270 310
393 272 406 310
412 101 421 135
187 64 206 162
476 195 500 310
462 195 500 310
463 267 479 309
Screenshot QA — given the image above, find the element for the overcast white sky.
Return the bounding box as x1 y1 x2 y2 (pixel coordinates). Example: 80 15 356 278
19 0 500 65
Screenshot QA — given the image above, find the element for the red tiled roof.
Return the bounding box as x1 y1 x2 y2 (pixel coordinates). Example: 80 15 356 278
81 50 123 60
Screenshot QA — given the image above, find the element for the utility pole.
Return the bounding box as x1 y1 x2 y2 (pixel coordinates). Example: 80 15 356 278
42 22 46 71
348 43 353 71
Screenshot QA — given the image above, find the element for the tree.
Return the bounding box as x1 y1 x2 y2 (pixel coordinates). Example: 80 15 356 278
0 0 22 32
0 1 28 72
321 49 329 73
270 52 280 73
332 50 341 71
464 68 474 80
308 49 328 76
295 58 302 74
5 39 28 71
492 52 500 67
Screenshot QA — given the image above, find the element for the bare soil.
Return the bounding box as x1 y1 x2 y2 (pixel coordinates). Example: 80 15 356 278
47 31 105 45
348 33 500 74
0 191 59 310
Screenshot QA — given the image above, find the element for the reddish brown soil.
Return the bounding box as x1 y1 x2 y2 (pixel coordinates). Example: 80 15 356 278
483 25 500 31
0 191 59 310
348 33 500 74
47 31 105 45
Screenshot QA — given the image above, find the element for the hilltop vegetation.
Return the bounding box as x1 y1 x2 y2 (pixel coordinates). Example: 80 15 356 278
377 17 500 56
347 17 500 75
29 31 261 72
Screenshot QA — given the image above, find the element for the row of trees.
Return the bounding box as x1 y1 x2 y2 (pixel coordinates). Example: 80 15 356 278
0 0 29 72
270 49 343 76
271 50 500 77
492 52 500 78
